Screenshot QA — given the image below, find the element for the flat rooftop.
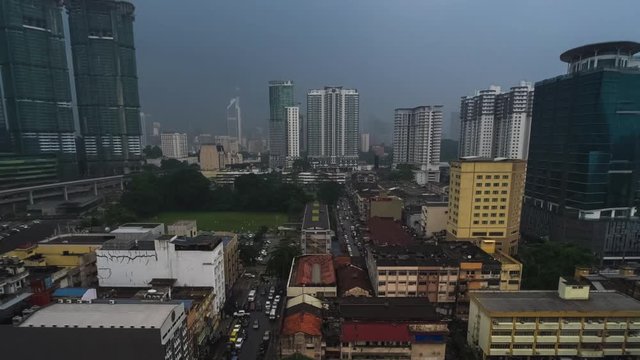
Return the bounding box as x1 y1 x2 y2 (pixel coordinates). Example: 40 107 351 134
41 234 116 245
169 220 196 226
472 291 640 316
20 303 181 328
111 223 163 233
302 202 330 230
373 241 501 268
368 217 414 247
335 297 441 322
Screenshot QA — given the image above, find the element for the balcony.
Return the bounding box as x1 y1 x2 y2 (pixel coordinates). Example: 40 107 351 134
538 322 560 330
557 348 578 356
488 349 510 356
604 335 625 343
581 335 603 343
626 348 640 356
558 335 580 343
629 321 640 330
603 348 624 356
514 322 535 330
627 336 640 343
534 348 557 356
583 321 605 330
535 336 557 343
560 321 581 329
512 336 534 343
491 322 513 330
606 321 627 330
511 348 534 356
579 349 603 357
490 336 511 343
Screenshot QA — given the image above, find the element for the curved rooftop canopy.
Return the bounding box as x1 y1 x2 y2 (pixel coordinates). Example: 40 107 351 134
560 41 640 63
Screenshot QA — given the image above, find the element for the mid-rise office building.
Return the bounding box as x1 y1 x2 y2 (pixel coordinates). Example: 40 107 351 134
0 0 77 178
307 87 359 167
285 106 300 165
459 84 534 160
521 41 640 261
198 144 226 170
161 132 188 159
468 277 640 359
67 0 142 175
393 106 442 170
447 158 526 255
268 80 294 169
2 302 190 360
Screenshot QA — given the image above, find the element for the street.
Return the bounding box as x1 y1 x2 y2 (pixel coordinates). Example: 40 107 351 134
335 197 361 257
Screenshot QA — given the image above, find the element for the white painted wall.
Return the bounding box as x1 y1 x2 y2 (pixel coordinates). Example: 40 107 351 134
96 239 226 312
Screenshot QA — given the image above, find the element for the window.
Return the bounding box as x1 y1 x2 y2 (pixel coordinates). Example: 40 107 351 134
474 205 481 209
379 281 386 286
493 175 500 179
472 232 487 236
493 183 500 186
482 213 488 217
474 213 480 217
476 183 482 187
482 221 488 224
485 183 491 187
493 190 499 194
500 205 506 209
475 198 481 202
473 221 479 224
484 190 490 194
492 198 498 202
489 231 504 236
475 191 481 195
502 183 508 186
501 190 507 194
501 198 507 202
476 175 482 179
502 175 509 179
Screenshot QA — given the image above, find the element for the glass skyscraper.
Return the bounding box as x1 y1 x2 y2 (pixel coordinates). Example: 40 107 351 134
0 0 77 178
522 41 640 261
268 80 294 169
67 0 142 176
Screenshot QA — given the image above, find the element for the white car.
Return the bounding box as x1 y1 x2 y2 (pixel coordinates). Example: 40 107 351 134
233 310 249 317
274 295 281 302
243 273 256 278
235 337 244 349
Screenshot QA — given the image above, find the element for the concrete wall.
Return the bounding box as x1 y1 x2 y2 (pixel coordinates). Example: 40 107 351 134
370 197 403 220
422 205 448 237
96 240 225 312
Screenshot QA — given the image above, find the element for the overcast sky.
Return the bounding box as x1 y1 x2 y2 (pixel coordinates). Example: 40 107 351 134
132 0 640 143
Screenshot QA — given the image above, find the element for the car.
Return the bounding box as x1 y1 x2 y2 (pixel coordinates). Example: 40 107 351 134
32 219 41 224
260 250 267 256
243 273 256 279
233 324 242 331
265 300 271 309
267 293 273 300
274 295 281 302
233 310 249 317
263 330 271 342
253 320 259 329
257 256 264 262
235 337 244 349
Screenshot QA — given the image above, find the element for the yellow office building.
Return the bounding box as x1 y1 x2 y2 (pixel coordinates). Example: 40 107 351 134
447 158 526 255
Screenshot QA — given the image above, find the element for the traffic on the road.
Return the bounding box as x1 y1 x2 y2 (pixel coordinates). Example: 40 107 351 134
336 196 363 257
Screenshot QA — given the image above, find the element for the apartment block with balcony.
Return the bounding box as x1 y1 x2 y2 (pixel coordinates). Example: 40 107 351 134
365 240 521 318
468 277 640 359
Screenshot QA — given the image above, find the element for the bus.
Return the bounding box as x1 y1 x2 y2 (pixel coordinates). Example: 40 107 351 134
247 290 256 302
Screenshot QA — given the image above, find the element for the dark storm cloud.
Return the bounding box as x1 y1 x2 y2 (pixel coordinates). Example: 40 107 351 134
132 0 640 142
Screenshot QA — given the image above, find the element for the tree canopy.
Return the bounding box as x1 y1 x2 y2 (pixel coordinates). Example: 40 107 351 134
266 238 301 279
142 145 162 159
518 240 597 290
317 181 343 206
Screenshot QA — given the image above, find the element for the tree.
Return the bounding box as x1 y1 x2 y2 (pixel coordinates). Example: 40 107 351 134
518 240 597 290
387 164 415 181
143 145 163 159
160 168 212 210
239 243 258 266
266 238 301 279
120 172 163 217
161 158 189 170
103 203 137 227
292 157 311 172
317 182 343 206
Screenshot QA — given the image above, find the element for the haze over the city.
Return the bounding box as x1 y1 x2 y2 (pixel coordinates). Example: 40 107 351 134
133 0 640 141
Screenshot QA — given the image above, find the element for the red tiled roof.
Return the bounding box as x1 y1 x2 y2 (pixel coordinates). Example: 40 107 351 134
293 254 336 286
341 322 411 342
282 312 322 336
368 217 413 246
336 264 373 295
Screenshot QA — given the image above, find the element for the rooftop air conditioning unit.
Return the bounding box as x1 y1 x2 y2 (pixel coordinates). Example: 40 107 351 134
109 299 116 305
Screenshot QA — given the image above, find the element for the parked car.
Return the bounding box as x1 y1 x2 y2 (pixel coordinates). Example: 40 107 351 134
274 295 281 302
263 330 271 342
253 320 259 329
235 337 244 349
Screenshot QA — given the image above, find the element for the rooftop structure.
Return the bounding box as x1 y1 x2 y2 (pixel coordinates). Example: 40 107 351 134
302 202 330 230
335 297 441 322
282 312 322 336
335 263 373 297
287 255 337 298
40 234 116 245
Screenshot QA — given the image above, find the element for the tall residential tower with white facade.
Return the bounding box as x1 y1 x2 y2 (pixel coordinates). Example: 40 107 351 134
393 106 442 167
286 106 300 165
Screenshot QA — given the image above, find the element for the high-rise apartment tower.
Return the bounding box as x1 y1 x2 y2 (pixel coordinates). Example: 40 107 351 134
393 106 442 168
307 86 359 167
268 80 294 169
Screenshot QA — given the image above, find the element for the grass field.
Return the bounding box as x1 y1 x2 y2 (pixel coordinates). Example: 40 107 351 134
148 211 288 232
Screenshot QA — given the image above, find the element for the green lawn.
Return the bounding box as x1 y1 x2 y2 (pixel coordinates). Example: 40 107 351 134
148 211 288 232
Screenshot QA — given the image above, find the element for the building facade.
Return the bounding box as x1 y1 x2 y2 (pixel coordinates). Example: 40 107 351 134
521 41 640 262
0 0 78 178
447 158 526 255
198 144 226 170
459 83 535 160
67 0 142 176
268 80 294 169
493 82 534 159
468 278 640 359
167 220 197 237
4 302 191 360
360 133 370 152
421 202 449 237
285 106 300 166
161 133 188 159
307 87 359 167
0 153 59 190
226 96 241 143
96 235 226 313
393 106 442 170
